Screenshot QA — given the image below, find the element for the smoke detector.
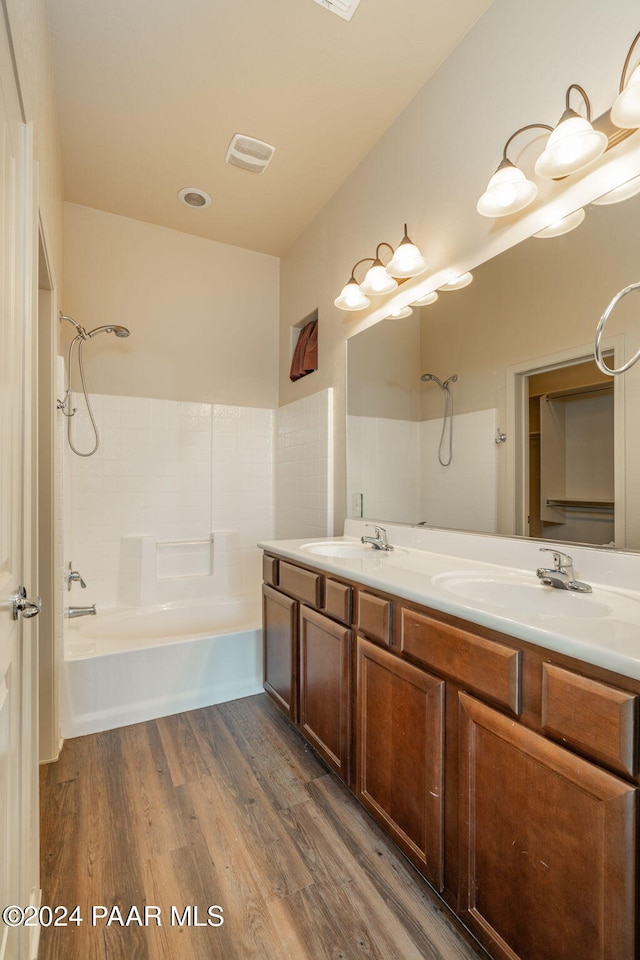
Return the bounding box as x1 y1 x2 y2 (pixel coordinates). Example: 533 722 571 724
177 187 211 208
224 134 276 175
310 0 362 21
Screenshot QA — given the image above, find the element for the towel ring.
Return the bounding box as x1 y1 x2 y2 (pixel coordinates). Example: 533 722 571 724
594 281 640 376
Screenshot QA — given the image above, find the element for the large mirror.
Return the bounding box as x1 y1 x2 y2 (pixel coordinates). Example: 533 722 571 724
347 188 640 550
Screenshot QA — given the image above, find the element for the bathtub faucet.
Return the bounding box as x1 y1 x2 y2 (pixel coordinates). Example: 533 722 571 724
66 605 97 619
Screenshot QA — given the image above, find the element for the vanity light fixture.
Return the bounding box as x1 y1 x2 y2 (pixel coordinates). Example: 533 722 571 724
477 124 552 218
534 207 585 239
534 85 608 179
591 172 640 205
334 225 427 312
439 271 473 291
385 306 413 319
611 30 640 128
411 291 439 306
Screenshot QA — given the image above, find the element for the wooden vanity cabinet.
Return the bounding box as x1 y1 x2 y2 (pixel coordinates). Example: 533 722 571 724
262 553 639 960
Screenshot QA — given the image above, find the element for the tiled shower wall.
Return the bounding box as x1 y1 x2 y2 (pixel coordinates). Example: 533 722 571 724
347 408 497 532
63 387 333 610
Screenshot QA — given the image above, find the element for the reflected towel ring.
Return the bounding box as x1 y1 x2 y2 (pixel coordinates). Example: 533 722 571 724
594 281 640 376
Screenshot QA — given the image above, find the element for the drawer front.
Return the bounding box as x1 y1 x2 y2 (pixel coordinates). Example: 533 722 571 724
278 561 323 608
400 608 521 713
262 554 278 587
357 591 392 645
323 578 353 626
542 662 638 777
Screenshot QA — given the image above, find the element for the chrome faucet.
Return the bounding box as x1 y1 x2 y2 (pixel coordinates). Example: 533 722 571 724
536 549 592 593
66 605 97 619
66 562 87 591
361 525 393 552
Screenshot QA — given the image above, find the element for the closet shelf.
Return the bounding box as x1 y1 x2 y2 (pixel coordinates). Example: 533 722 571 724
545 498 614 512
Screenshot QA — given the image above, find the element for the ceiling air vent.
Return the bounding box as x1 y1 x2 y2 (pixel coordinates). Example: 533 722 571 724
225 134 276 175
310 0 362 21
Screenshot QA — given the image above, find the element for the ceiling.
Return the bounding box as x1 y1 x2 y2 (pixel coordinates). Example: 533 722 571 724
46 0 494 257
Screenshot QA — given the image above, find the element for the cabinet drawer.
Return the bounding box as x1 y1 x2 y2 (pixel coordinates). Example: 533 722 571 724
357 591 392 645
278 561 323 608
542 663 638 777
262 554 278 587
399 608 521 713
323 578 352 626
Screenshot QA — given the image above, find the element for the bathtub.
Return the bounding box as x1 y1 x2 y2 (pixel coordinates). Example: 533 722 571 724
61 596 263 739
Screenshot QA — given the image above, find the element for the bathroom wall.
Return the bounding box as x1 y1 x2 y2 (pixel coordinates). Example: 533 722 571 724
62 203 280 407
278 0 640 532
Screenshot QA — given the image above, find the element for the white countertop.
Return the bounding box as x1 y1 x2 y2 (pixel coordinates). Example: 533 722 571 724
259 522 640 682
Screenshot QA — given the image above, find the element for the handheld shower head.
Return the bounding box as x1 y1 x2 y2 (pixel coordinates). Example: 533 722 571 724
421 372 457 389
86 325 130 339
421 373 443 386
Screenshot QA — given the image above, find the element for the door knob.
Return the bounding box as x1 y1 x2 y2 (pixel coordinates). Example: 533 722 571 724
11 586 43 620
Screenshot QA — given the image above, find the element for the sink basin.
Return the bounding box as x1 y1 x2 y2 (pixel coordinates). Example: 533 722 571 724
300 540 392 559
432 570 613 620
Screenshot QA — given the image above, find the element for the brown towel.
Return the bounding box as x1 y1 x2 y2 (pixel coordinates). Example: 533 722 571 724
289 319 318 381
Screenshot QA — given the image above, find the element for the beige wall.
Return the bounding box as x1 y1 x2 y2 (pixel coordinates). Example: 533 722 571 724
279 0 640 532
62 203 280 407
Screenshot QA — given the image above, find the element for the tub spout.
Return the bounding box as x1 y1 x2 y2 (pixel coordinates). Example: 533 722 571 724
66 605 97 619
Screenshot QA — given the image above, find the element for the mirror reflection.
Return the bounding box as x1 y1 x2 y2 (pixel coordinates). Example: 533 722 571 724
347 189 640 550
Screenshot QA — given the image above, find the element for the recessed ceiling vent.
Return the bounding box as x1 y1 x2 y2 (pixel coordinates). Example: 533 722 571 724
177 187 211 208
225 134 276 175
311 0 362 21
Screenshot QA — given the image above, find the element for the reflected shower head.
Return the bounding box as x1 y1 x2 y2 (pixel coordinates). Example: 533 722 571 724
421 373 438 383
421 372 457 389
86 325 130 339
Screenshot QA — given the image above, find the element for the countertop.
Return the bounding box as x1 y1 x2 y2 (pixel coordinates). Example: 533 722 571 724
259 533 640 681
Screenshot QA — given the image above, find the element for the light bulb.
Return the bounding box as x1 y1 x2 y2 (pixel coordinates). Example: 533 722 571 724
411 291 439 306
611 62 640 129
386 227 428 278
385 306 413 319
535 111 607 179
334 279 370 311
534 208 585 239
477 160 538 218
439 272 473 291
360 261 398 296
592 173 640 205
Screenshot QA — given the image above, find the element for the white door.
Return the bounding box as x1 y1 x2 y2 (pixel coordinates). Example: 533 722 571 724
0 11 40 960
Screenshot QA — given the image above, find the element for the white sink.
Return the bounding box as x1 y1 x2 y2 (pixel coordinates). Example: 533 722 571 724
432 570 613 620
300 540 393 559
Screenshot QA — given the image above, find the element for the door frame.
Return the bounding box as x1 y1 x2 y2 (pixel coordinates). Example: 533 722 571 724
506 336 625 548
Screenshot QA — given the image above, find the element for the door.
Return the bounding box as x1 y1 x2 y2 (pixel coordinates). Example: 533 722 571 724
299 605 351 783
0 11 40 960
262 585 298 721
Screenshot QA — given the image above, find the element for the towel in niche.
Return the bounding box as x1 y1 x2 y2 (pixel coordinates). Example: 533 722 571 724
289 319 318 381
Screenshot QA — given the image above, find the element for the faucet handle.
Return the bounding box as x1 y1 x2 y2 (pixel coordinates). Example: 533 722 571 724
66 562 87 591
538 548 572 570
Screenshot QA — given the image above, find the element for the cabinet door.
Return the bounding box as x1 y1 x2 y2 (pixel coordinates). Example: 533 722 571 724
356 637 445 889
299 605 352 783
458 692 636 960
262 584 298 722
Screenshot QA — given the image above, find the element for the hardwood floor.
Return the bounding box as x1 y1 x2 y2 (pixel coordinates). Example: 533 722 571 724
40 694 488 960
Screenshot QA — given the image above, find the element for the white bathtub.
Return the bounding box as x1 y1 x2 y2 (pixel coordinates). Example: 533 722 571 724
61 597 263 739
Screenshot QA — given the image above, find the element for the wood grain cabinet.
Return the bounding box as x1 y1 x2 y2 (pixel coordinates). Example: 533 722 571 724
458 693 636 960
356 637 445 889
262 553 639 960
299 605 352 782
262 583 298 722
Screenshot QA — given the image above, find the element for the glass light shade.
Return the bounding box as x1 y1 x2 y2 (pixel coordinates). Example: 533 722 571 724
385 306 413 319
359 261 398 296
534 207 585 239
611 63 640 128
439 271 473 291
386 239 427 279
334 279 370 311
411 291 439 306
477 161 538 217
534 111 608 179
592 173 640 205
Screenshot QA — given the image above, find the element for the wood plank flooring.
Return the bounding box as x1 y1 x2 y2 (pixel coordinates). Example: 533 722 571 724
39 694 488 960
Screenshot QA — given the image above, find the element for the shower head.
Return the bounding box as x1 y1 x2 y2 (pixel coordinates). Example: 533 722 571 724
86 325 130 339
421 372 457 389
